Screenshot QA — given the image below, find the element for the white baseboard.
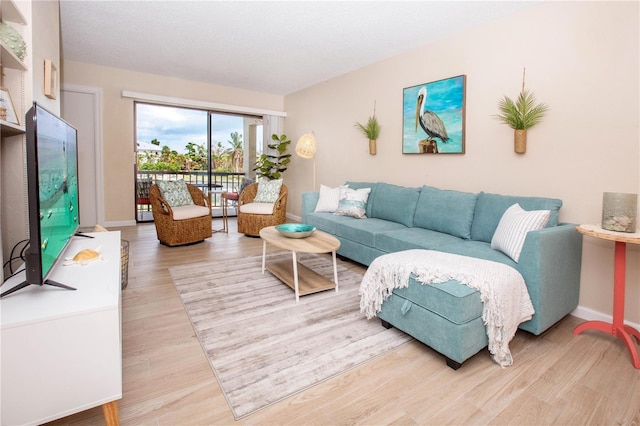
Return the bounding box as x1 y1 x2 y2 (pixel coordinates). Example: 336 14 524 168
287 213 302 223
571 305 640 330
104 220 137 228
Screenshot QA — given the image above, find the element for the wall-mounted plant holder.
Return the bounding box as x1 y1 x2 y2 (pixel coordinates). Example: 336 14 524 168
369 139 377 155
514 129 527 154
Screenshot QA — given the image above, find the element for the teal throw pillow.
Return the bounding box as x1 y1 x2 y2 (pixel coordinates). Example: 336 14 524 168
253 178 283 203
157 180 194 207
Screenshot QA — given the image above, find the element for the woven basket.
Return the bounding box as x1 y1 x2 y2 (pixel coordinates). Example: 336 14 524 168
120 240 129 290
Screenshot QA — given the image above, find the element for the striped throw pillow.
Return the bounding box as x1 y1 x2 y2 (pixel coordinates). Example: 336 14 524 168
491 203 550 262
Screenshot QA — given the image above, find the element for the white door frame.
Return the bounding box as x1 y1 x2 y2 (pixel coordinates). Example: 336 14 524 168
61 84 105 226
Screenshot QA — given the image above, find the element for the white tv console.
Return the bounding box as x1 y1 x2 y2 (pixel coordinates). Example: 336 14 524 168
1 231 122 426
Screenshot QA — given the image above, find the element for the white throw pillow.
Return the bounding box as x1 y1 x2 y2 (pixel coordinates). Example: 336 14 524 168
253 178 283 203
491 203 550 263
334 187 371 219
314 184 348 213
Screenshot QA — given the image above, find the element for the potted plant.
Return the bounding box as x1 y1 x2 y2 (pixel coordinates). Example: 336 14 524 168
355 103 381 155
495 69 549 154
253 134 291 180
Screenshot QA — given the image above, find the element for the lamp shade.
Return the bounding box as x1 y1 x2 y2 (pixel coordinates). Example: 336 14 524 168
295 133 317 159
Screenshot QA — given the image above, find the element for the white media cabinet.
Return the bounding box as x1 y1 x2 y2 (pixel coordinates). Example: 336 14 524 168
1 231 122 426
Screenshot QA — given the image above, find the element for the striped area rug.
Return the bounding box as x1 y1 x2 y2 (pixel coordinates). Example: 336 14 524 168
169 252 412 419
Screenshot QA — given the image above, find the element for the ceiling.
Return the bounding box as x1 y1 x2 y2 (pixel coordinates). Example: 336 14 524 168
59 1 537 96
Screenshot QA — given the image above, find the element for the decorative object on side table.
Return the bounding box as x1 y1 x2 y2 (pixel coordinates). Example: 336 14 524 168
44 59 58 100
275 223 316 239
494 68 548 154
0 87 19 125
602 192 637 233
0 22 27 60
354 102 381 155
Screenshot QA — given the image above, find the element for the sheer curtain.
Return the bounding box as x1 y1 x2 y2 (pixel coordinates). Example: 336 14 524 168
262 114 284 150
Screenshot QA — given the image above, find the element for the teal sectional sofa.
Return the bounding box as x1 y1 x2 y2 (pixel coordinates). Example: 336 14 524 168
301 182 583 369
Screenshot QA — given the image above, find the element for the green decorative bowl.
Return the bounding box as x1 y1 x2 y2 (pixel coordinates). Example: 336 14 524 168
275 223 316 239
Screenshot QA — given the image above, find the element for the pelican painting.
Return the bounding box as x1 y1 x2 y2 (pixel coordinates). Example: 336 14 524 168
415 86 449 153
402 75 466 154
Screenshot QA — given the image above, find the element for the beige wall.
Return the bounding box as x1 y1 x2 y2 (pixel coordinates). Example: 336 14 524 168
31 0 60 113
283 1 640 323
60 60 284 223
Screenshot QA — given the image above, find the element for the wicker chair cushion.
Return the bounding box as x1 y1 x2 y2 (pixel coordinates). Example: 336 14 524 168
171 205 211 220
239 202 275 215
157 180 194 207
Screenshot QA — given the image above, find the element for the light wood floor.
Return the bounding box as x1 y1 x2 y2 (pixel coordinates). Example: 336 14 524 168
48 220 640 426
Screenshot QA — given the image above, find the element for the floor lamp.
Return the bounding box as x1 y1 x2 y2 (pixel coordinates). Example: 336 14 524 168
295 132 317 191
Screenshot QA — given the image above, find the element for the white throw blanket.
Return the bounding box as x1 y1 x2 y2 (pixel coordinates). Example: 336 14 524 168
359 249 534 367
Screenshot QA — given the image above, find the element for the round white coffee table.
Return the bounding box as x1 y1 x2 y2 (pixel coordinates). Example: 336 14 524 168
259 226 341 302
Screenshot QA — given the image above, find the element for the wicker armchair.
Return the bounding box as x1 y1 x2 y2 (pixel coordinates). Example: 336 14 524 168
149 183 212 246
237 182 288 236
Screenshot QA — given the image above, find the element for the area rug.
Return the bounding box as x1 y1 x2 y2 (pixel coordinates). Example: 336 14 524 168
169 252 412 419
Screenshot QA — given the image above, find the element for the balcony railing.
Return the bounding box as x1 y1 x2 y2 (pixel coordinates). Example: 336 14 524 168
136 171 245 222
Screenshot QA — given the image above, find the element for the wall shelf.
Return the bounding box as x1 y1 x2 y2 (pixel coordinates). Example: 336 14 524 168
0 0 27 25
0 44 28 72
1 120 25 137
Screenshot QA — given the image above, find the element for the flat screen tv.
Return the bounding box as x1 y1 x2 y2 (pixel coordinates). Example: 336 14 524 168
1 103 80 298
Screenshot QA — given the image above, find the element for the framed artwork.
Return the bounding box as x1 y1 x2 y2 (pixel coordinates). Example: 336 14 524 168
44 59 57 100
0 87 19 125
402 75 466 154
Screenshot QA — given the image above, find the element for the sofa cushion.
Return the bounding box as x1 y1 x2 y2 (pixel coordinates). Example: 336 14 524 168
304 212 347 235
434 239 517 268
369 183 421 228
334 218 407 247
375 227 464 253
413 186 477 239
471 192 562 243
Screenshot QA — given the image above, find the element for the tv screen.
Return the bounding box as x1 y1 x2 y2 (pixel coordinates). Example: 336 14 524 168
1 103 80 297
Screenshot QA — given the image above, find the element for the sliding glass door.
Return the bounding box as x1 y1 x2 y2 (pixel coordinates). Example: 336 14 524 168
134 103 262 222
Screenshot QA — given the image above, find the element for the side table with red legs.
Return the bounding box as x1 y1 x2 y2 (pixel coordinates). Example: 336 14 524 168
574 224 640 369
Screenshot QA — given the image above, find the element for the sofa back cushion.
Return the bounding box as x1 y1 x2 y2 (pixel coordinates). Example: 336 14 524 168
471 192 563 242
413 186 478 239
368 183 421 227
